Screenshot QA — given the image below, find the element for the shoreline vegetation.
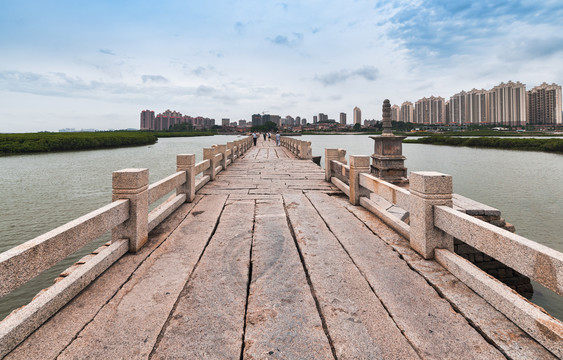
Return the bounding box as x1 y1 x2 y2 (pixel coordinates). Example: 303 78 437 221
404 136 563 154
0 131 213 155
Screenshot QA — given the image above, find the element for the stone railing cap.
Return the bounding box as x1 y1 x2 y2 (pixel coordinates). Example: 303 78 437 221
410 171 452 194
112 168 149 189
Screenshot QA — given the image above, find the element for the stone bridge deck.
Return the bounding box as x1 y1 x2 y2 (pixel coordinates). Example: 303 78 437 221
5 139 555 359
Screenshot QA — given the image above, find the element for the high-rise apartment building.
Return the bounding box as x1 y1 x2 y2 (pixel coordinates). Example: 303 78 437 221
353 107 361 125
391 105 400 122
467 89 488 125
140 110 155 130
488 81 527 127
270 115 281 126
252 114 262 127
400 102 414 123
318 113 328 122
414 96 445 124
449 91 467 125
527 82 562 125
221 118 230 127
340 112 346 125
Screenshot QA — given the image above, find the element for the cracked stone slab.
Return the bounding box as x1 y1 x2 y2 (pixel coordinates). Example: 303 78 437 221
56 195 227 360
307 192 504 360
332 195 556 360
243 198 333 359
4 198 202 360
152 199 254 359
283 193 420 360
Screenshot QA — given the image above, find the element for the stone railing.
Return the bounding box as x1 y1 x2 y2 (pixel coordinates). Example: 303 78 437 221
279 136 312 159
0 136 253 357
325 148 563 357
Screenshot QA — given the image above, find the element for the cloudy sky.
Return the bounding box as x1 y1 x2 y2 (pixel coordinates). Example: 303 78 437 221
1 0 562 132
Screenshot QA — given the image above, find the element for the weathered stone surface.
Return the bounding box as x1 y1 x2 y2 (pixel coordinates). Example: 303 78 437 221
243 198 333 359
284 193 420 360
5 198 202 360
152 199 254 359
307 191 504 360
409 171 453 259
56 195 227 360
434 205 563 297
7 135 554 359
334 195 556 360
436 249 563 358
0 200 129 300
0 239 128 359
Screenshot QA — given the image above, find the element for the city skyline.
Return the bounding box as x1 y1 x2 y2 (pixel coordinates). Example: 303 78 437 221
2 1 563 132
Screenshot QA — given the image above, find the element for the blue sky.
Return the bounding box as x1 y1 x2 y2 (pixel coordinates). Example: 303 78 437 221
1 0 562 132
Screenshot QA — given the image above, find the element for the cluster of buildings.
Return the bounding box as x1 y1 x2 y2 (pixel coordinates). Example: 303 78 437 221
251 106 364 130
140 80 561 132
393 81 562 127
140 110 216 131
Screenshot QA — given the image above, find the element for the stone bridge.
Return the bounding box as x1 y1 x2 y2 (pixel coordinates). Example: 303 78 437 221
0 135 561 359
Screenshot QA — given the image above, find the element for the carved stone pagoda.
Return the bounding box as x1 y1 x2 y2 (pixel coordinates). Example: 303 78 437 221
370 99 408 185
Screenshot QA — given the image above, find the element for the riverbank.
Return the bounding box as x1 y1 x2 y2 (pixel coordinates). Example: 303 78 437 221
404 136 563 154
0 132 157 155
0 131 217 155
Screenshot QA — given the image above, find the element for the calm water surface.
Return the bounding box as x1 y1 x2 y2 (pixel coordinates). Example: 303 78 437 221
1 134 561 321
0 135 242 320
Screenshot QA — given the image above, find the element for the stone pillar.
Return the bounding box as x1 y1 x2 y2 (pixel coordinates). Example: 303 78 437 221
300 141 313 160
409 171 454 259
216 144 228 169
177 154 196 202
203 147 217 181
325 148 346 181
349 155 370 205
227 142 235 163
112 168 149 253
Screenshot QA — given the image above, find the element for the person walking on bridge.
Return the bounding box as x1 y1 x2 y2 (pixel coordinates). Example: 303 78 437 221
252 132 257 146
276 132 280 146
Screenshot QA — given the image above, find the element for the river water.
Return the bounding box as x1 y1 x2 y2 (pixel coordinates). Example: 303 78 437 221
1 134 561 321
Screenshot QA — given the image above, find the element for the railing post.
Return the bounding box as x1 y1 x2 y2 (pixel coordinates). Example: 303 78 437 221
177 154 196 202
409 171 454 259
324 148 346 181
112 168 149 252
233 141 240 159
349 155 370 205
300 141 312 159
227 141 235 164
216 144 228 169
203 147 217 181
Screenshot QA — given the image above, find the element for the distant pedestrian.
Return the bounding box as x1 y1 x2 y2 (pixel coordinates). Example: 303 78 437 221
275 132 280 146
263 132 267 140
268 132 271 141
252 132 257 146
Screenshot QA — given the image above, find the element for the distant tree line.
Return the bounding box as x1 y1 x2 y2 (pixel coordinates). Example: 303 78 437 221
0 132 158 155
404 136 563 154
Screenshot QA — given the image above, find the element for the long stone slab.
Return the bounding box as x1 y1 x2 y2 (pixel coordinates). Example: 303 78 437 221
56 195 228 359
243 198 333 359
306 192 504 360
152 199 254 359
337 194 557 359
283 193 420 359
5 198 202 360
